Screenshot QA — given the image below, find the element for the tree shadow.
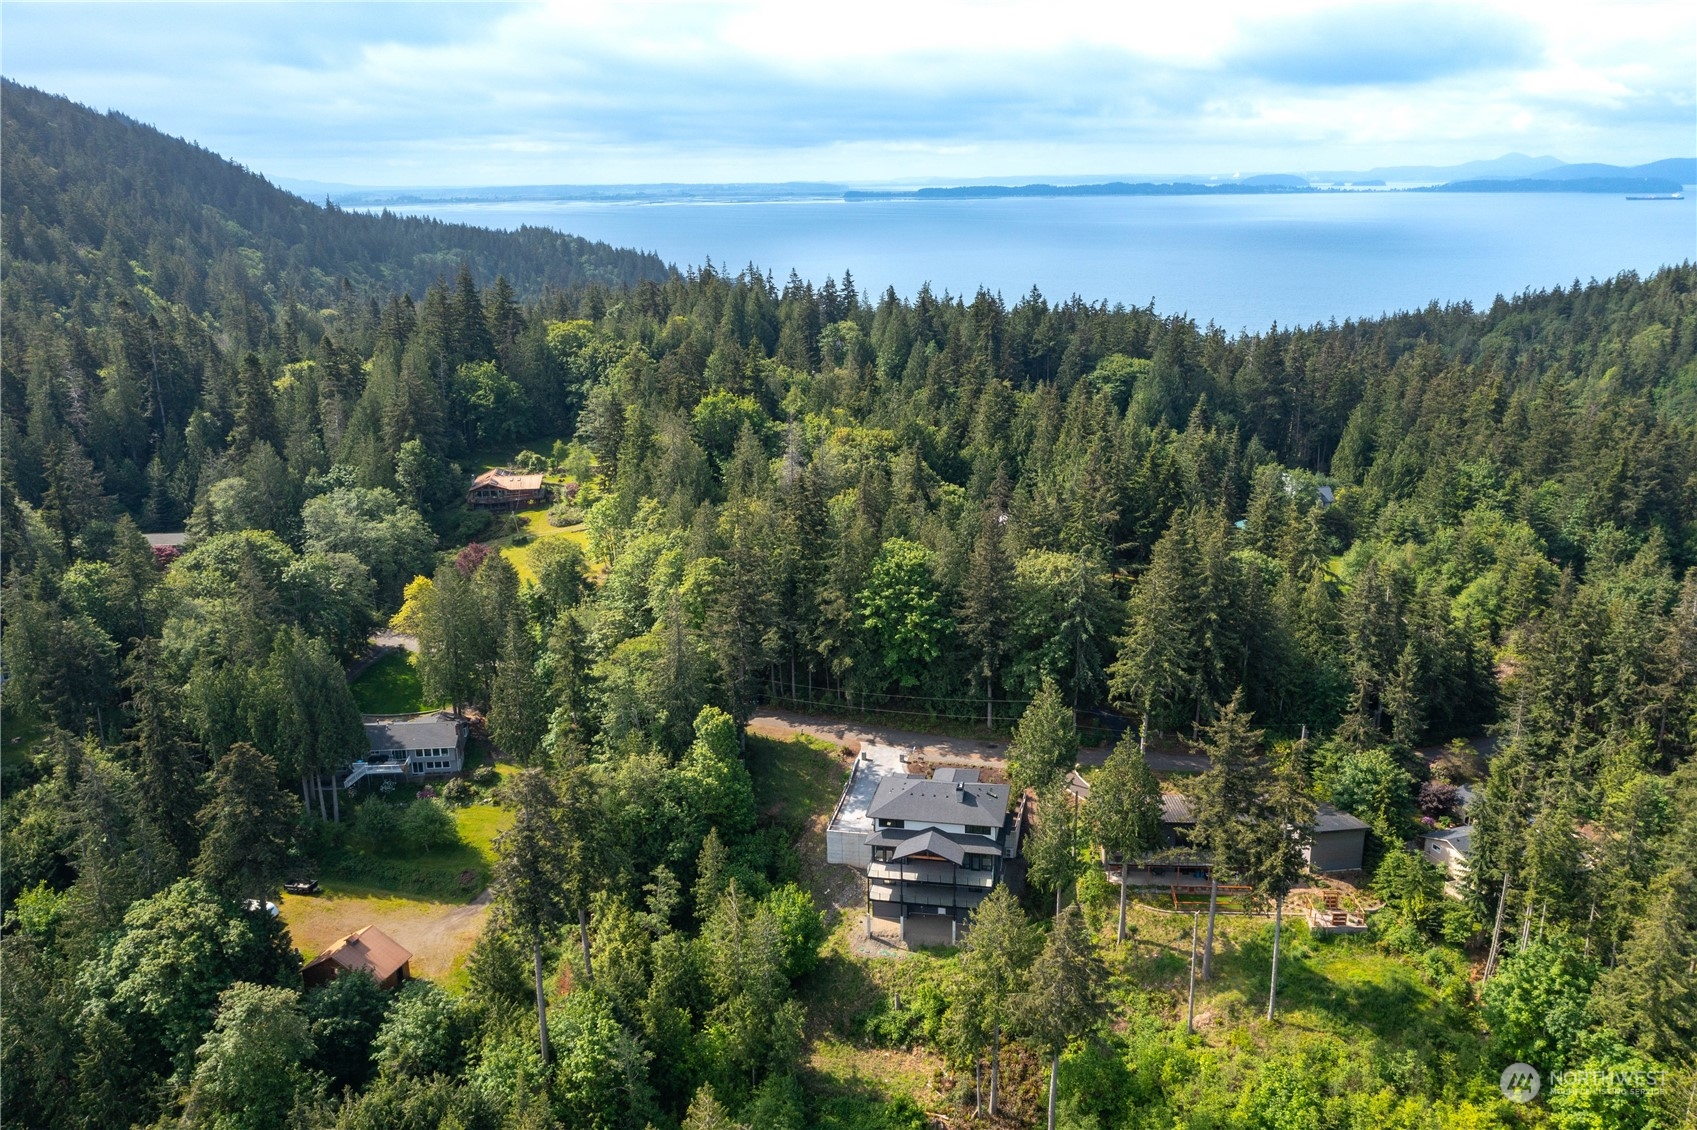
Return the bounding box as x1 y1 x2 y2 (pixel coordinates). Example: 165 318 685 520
800 951 883 1040
1219 931 1448 1045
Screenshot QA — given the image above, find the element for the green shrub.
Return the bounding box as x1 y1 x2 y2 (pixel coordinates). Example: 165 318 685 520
440 778 472 807
547 501 584 527
761 884 825 979
401 799 459 853
354 797 402 848
1440 901 1481 945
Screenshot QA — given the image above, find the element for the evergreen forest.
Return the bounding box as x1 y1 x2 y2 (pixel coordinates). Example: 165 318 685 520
3 80 1695 1130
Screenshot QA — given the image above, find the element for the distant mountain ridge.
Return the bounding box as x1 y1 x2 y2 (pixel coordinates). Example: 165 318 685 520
302 154 1695 208
1309 154 1695 186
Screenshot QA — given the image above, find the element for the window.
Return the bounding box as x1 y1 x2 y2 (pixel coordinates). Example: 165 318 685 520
877 818 904 829
966 825 990 836
871 848 892 862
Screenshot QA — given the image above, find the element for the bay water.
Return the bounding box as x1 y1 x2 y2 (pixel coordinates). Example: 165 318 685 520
362 191 1696 331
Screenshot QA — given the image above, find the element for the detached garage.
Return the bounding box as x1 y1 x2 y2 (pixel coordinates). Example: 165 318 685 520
1306 805 1369 872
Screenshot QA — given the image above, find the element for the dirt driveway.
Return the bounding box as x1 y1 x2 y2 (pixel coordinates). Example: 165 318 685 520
280 886 491 981
746 708 1207 774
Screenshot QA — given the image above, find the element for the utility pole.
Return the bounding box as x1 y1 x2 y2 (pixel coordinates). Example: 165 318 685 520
1186 911 1199 1034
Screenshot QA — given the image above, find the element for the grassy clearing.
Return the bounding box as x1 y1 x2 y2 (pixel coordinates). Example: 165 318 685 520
279 883 491 985
348 651 437 715
319 801 512 903
796 894 1488 1124
746 731 849 826
483 503 591 583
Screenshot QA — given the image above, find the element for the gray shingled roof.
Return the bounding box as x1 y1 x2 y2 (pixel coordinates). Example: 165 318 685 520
933 767 981 783
1424 825 1473 851
868 777 1010 824
364 716 464 753
1313 804 1370 833
1159 794 1366 834
1161 793 1196 824
892 829 966 865
869 827 1001 855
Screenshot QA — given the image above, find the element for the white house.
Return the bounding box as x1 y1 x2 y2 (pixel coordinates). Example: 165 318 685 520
1420 825 1473 887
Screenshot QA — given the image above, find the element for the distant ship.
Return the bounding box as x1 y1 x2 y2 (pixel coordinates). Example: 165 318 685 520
1625 192 1685 200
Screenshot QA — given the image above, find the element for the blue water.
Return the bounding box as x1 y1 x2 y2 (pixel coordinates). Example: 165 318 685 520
366 192 1697 331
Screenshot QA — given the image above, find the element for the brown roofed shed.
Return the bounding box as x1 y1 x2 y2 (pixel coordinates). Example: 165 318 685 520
303 925 413 990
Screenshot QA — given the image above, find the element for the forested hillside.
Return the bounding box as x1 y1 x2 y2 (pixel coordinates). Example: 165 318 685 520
3 83 1696 1129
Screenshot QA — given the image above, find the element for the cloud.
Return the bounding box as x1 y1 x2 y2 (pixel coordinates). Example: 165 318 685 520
1229 4 1543 87
0 0 1689 183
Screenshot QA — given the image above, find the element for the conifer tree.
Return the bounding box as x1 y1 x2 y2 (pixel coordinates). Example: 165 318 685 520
489 613 546 765
1018 904 1106 1130
192 743 296 903
491 768 570 1063
958 506 1015 727
1009 677 1076 797
1110 509 1196 729
1185 692 1265 979
1085 732 1165 941
120 642 207 862
1025 782 1084 917
956 885 1035 1117
1590 867 1697 1059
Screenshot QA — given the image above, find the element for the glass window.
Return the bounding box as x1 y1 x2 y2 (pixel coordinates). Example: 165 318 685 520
966 825 990 836
877 818 904 829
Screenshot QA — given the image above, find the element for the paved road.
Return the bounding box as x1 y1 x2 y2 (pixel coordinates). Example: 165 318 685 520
746 708 1208 775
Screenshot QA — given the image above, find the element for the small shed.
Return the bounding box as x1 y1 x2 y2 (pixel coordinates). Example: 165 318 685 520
303 925 413 990
1307 804 1369 872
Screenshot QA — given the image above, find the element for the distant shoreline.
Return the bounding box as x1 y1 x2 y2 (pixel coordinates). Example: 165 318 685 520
843 176 1685 202
338 176 1687 209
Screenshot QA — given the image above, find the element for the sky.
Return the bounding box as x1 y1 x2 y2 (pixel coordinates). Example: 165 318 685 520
2 1 1693 186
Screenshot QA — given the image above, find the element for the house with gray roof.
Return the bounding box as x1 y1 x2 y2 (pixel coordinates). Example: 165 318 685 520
1419 825 1473 895
344 713 468 788
859 767 1017 943
1105 790 1369 898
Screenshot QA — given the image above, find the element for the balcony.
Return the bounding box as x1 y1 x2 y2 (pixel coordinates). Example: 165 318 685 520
868 861 996 888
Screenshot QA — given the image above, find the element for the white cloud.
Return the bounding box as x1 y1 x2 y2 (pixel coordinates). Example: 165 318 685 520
1 0 1689 183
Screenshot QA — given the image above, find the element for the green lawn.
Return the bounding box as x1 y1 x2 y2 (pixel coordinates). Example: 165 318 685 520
349 651 437 715
482 503 592 583
321 801 513 902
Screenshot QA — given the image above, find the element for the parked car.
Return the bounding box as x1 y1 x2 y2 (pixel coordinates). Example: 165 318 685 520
284 879 320 895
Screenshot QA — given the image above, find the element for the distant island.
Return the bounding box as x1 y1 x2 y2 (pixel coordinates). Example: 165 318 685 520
309 155 1693 209
842 181 1315 201
1421 176 1684 195
843 176 1685 202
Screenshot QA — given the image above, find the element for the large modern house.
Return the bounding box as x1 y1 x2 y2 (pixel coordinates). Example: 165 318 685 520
826 746 1022 943
857 763 1019 943
344 713 468 789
